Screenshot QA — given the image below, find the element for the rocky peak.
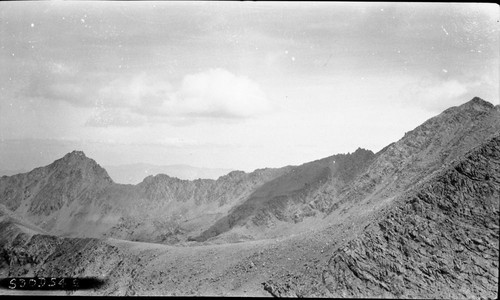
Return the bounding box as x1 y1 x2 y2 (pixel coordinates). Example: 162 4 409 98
217 170 247 182
465 96 493 106
50 150 113 184
458 96 494 112
140 173 180 185
226 170 246 177
351 147 374 157
442 97 494 115
404 97 497 141
66 150 87 158
58 150 91 165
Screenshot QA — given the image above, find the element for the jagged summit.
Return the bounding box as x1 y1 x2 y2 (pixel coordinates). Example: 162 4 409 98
140 173 187 184
468 96 492 105
48 150 114 186
225 170 247 177
58 150 91 165
349 147 373 155
65 150 87 158
442 97 495 115
459 96 494 111
403 96 497 141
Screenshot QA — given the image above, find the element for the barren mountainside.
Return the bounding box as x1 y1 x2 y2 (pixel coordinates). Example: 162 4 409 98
322 134 499 298
0 153 294 243
0 97 498 297
263 133 500 298
193 148 376 242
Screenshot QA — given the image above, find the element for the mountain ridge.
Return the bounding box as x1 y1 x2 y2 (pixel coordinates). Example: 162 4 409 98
0 96 498 297
0 97 498 244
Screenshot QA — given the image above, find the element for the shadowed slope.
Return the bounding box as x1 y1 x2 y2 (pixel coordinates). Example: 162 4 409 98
193 148 375 242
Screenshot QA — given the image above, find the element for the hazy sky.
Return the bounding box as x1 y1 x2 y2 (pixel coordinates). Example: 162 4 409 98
0 2 498 172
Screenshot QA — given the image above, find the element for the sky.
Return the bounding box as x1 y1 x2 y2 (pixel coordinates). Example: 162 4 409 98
0 2 498 172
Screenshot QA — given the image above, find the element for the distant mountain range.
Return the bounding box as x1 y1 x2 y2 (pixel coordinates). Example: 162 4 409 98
103 163 234 184
0 97 498 297
0 164 232 184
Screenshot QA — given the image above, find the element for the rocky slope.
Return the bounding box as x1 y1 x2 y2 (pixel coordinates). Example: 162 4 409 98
106 166 294 243
260 132 499 298
322 134 499 299
193 148 376 242
327 97 500 212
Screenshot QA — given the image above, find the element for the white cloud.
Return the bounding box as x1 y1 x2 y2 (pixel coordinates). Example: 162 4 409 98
96 68 272 124
80 69 272 127
170 68 272 118
28 66 272 126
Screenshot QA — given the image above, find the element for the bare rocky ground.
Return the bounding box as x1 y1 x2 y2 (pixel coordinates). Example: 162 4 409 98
0 210 376 296
0 97 499 297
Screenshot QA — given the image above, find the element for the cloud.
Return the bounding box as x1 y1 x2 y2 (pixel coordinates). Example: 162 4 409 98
66 68 272 127
24 63 272 126
92 69 272 126
169 68 272 118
